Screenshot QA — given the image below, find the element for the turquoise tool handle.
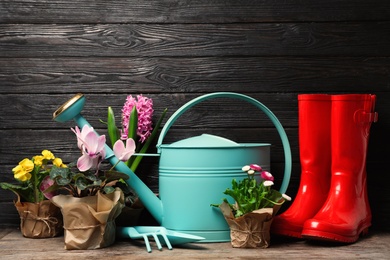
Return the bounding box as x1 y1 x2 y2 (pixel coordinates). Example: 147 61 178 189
156 92 292 194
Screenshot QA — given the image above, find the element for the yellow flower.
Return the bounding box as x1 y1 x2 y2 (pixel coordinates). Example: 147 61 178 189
33 155 44 166
53 157 67 168
42 150 55 160
12 158 34 181
19 158 34 172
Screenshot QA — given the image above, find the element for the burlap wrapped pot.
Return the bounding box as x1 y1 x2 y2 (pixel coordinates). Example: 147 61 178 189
219 200 284 248
51 188 124 250
15 196 63 238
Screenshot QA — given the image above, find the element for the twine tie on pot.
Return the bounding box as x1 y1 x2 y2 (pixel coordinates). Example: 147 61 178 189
23 210 59 233
230 227 264 246
65 223 104 230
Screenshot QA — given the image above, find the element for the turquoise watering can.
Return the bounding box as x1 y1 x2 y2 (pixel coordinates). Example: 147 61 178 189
53 92 292 243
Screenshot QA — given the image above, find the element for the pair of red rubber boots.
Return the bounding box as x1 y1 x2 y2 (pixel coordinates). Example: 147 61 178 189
271 94 378 243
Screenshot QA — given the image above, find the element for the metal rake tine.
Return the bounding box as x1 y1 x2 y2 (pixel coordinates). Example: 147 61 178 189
141 234 152 253
151 233 163 250
160 233 173 250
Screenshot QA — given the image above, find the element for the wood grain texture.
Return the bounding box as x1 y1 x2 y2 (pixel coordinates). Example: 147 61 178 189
1 0 390 23
1 57 390 94
0 1 389 232
1 227 390 259
1 23 390 57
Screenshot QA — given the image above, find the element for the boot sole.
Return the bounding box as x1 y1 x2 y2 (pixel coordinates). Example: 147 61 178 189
301 225 370 243
271 224 304 239
273 229 303 239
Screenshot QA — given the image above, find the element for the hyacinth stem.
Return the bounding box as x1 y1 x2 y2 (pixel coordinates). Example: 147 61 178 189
130 108 167 172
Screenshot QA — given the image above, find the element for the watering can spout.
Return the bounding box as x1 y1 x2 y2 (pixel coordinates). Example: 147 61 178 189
104 150 164 224
53 93 164 224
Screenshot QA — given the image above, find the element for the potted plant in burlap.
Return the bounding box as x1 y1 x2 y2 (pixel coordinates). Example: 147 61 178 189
46 125 133 250
0 150 64 238
212 164 291 248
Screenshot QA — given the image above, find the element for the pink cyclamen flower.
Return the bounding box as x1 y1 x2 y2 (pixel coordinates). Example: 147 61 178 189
261 171 274 181
72 125 106 171
71 125 95 150
121 94 154 143
113 138 136 162
40 175 57 200
250 164 263 172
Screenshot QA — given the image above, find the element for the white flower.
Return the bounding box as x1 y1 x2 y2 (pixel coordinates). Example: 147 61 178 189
263 180 274 187
242 165 251 172
247 169 255 175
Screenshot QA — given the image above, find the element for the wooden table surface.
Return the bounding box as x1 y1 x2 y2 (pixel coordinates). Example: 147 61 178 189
1 227 389 259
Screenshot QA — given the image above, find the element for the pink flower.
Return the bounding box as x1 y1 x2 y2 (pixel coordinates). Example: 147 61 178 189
40 176 57 200
113 138 136 162
250 164 262 172
71 125 94 150
72 125 106 171
121 94 154 143
261 171 274 181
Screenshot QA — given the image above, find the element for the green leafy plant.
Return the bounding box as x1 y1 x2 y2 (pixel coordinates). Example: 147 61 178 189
47 162 129 197
212 164 291 218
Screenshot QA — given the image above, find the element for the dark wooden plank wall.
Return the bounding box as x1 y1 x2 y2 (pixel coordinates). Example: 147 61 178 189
1 1 389 231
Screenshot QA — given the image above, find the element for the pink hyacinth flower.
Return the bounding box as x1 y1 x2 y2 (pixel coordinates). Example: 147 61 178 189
121 94 154 143
113 138 136 162
261 171 274 181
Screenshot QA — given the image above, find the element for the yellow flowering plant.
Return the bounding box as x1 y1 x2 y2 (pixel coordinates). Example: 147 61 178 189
0 150 66 203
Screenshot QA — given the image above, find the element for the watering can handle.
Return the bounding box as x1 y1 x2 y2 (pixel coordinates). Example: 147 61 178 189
156 92 292 194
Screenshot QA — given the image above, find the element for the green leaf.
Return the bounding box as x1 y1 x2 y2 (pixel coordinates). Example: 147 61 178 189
129 108 168 172
50 165 70 179
0 182 31 201
104 170 129 182
75 176 89 190
83 172 99 182
128 106 138 141
56 177 71 186
107 106 120 147
103 186 115 194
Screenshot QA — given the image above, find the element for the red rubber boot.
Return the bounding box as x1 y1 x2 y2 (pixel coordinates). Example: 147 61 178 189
302 94 378 243
271 94 332 238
